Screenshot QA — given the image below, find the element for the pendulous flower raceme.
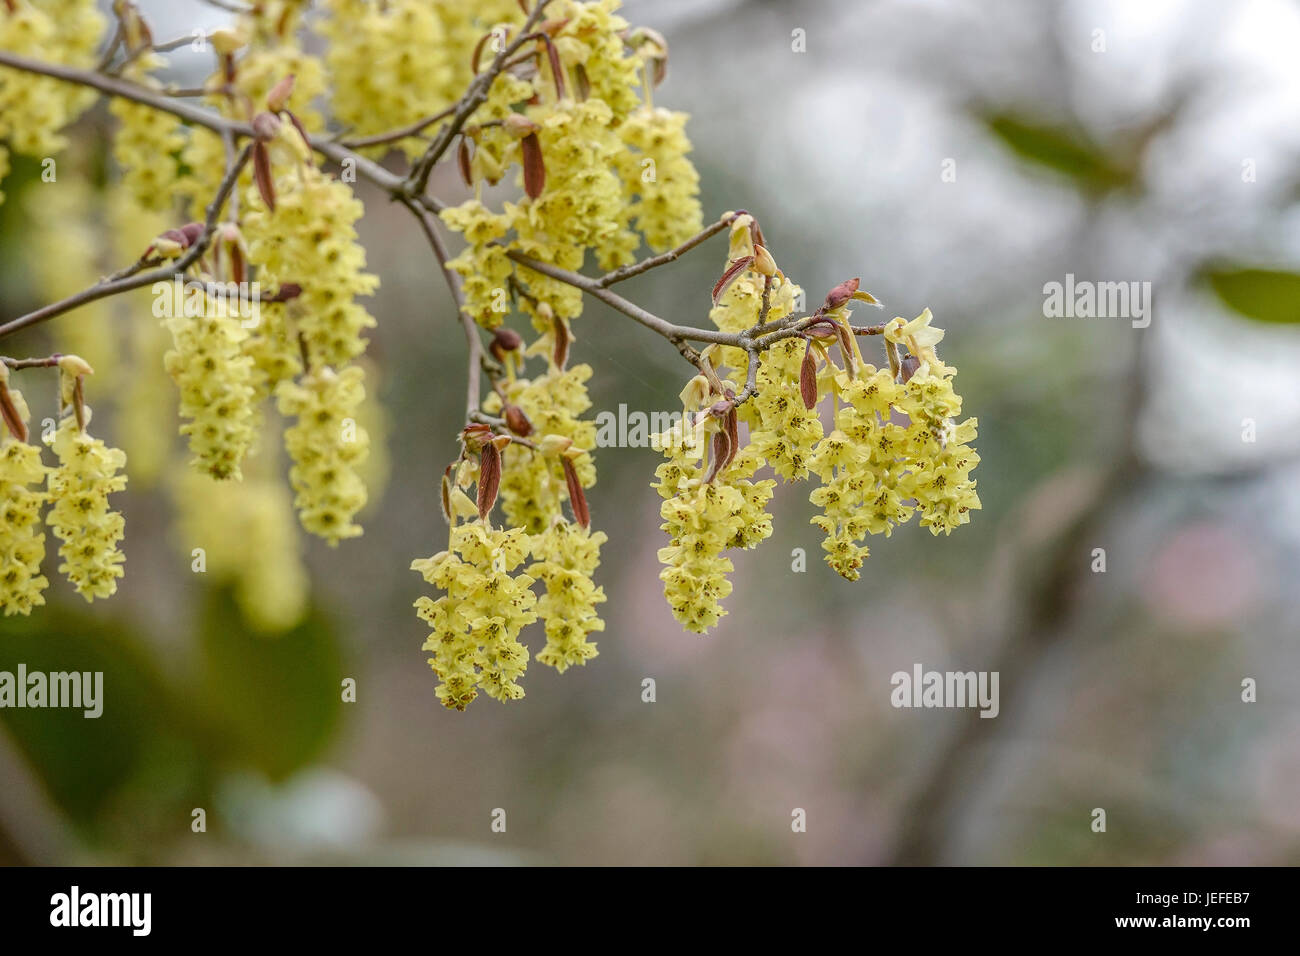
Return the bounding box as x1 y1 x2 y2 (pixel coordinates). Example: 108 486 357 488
161 283 259 481
0 0 981 713
0 371 49 616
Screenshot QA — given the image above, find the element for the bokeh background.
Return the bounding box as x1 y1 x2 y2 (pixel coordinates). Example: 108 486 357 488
3 0 1300 865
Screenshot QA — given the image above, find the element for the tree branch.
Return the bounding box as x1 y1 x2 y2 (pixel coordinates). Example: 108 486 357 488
341 105 457 150
0 144 253 340
506 250 740 348
403 198 492 417
596 213 740 288
406 0 554 196
0 49 436 217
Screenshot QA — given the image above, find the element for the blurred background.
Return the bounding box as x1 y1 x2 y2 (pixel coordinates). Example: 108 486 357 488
2 0 1299 865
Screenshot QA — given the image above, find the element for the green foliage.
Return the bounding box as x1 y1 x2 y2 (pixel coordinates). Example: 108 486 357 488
982 113 1134 193
1200 265 1300 325
196 589 346 781
0 606 197 831
0 588 346 848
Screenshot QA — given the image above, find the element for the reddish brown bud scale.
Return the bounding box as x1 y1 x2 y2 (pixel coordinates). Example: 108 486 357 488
266 73 295 113
268 282 302 303
521 132 546 199
253 142 276 211
800 339 819 410
0 380 28 443
457 137 473 187
493 326 523 351
471 32 492 73
440 464 454 524
823 277 860 311
899 355 922 383
561 456 590 529
251 111 281 142
284 110 312 149
461 422 493 454
704 429 731 484
834 321 858 377
477 441 502 520
228 241 246 285
540 34 566 99
179 222 205 247
551 313 571 370
712 256 753 304
503 403 532 436
573 62 591 101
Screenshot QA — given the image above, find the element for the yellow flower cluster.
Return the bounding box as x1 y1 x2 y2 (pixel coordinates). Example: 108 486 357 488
0 0 104 188
0 385 49 616
237 3 327 131
173 458 308 634
440 0 703 329
550 0 643 117
648 218 982 619
616 107 703 254
432 0 527 100
441 199 514 328
805 309 981 574
484 362 598 533
241 140 378 371
22 175 117 387
109 55 185 212
529 520 607 673
516 99 629 269
411 318 608 707
653 430 775 633
317 0 453 159
161 286 258 480
711 235 821 481
412 523 538 711
277 365 370 545
111 194 173 485
46 415 128 602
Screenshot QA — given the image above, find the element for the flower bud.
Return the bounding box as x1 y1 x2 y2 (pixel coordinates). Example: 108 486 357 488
823 277 860 312
57 354 93 379
538 434 574 457
252 111 282 142
502 113 541 139
266 74 296 113
503 403 532 436
751 244 779 278
209 26 246 55
800 339 819 410
490 326 524 362
521 132 546 199
679 374 711 411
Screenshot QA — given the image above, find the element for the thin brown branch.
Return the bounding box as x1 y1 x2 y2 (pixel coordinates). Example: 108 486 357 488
341 105 457 150
1 356 60 370
597 213 739 287
403 198 493 417
506 250 739 349
0 144 253 340
407 0 554 195
0 48 432 217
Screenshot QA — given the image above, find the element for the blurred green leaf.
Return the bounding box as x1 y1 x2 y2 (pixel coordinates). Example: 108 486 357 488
981 113 1134 193
1200 266 1300 325
0 606 200 831
196 588 345 781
